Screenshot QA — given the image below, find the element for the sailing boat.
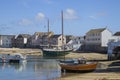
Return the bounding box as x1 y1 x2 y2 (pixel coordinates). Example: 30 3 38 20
42 11 72 57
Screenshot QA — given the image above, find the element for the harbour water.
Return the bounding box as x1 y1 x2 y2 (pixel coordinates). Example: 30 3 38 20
0 55 107 80
0 56 61 80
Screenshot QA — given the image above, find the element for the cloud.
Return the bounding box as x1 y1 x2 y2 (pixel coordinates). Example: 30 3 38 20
35 12 46 21
22 1 30 8
89 16 97 19
20 0 30 8
64 9 79 20
89 12 107 20
44 0 53 4
18 19 32 26
18 12 46 27
97 13 107 16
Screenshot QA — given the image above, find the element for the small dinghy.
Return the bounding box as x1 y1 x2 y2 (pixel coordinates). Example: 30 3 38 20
59 61 98 72
0 53 27 63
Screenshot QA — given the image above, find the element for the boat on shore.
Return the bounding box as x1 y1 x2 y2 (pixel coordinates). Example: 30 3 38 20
43 48 72 57
59 59 74 63
43 11 72 57
0 53 27 63
59 62 98 72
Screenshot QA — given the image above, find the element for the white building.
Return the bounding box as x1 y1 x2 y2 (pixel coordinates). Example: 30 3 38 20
0 35 15 48
30 32 54 48
49 34 66 48
13 34 31 48
85 28 112 52
30 32 43 48
66 36 85 51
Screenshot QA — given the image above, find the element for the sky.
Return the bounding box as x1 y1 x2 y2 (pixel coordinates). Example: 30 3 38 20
0 0 120 36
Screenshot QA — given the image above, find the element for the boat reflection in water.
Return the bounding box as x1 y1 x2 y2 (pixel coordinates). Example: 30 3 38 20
0 59 61 80
0 62 27 72
34 60 61 80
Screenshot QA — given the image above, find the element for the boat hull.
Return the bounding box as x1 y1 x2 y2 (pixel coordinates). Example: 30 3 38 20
43 49 72 57
60 62 98 72
0 53 27 63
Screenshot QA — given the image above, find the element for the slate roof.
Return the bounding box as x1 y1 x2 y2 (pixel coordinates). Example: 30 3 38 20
50 34 62 38
34 31 54 36
114 32 120 36
86 28 106 34
18 34 31 38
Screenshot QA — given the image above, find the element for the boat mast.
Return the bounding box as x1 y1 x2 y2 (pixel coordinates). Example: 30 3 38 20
61 11 64 49
61 11 65 60
47 19 50 48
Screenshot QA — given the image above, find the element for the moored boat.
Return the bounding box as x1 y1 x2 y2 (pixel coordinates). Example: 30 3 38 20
59 62 98 72
43 48 72 57
59 59 74 63
0 53 27 63
42 11 73 57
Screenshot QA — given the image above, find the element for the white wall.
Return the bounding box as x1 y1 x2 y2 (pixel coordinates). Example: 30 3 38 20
0 35 14 48
109 36 120 42
58 35 66 47
24 38 27 44
101 29 112 47
85 33 101 45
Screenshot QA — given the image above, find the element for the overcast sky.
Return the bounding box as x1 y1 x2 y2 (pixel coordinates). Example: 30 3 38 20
0 0 120 36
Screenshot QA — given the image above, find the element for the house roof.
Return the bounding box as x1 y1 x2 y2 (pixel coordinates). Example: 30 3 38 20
50 34 62 38
18 34 31 38
114 32 120 36
0 35 14 36
66 35 74 43
34 31 54 36
86 28 106 34
42 35 49 38
66 35 74 39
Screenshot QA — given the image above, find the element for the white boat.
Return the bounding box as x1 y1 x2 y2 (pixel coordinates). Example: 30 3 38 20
0 53 27 63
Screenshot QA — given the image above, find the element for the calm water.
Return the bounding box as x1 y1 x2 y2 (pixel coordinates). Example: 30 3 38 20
0 56 106 80
0 56 61 80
